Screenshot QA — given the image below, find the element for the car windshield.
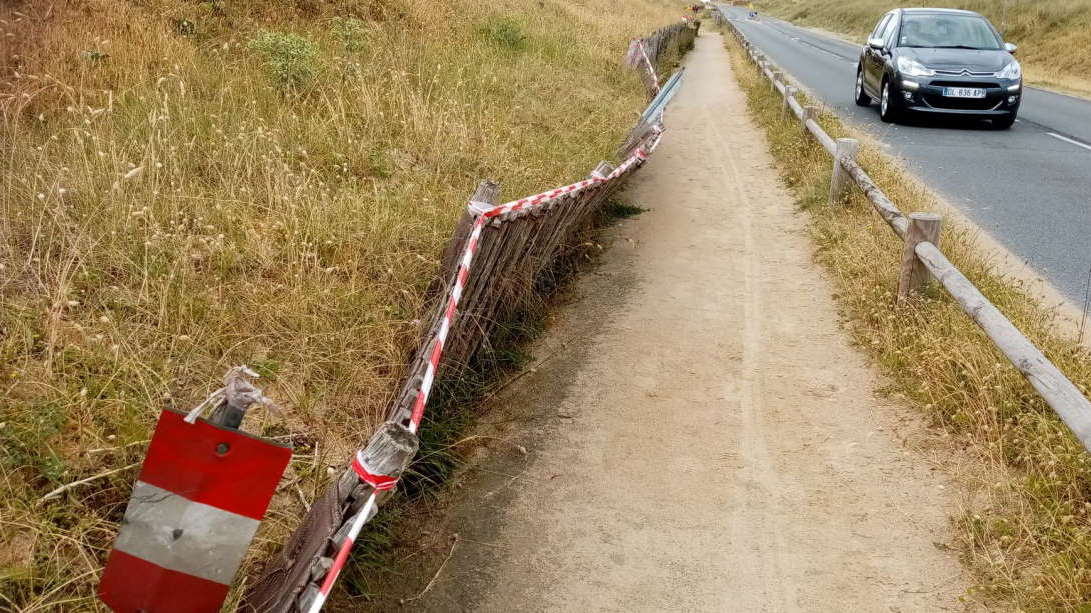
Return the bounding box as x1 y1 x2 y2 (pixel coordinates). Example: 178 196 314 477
897 14 1002 50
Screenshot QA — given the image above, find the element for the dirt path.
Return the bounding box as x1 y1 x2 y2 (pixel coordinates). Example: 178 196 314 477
402 32 974 612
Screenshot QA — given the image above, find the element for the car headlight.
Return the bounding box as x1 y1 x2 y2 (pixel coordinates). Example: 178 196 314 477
996 60 1021 80
896 56 935 77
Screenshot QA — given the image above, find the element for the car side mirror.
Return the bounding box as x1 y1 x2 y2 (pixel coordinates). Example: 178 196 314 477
867 38 885 50
1004 42 1018 54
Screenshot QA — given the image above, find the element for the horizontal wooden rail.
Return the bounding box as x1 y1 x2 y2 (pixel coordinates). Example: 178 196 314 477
787 95 803 118
840 158 909 238
916 241 1091 448
806 118 836 154
723 14 1091 453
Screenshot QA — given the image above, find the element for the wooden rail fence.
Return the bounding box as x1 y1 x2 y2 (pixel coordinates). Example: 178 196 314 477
239 20 699 613
721 16 1091 453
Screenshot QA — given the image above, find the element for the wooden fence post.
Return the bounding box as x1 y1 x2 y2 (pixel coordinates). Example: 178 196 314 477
783 86 796 119
440 180 499 282
829 138 859 205
438 181 505 376
898 213 943 301
801 105 817 131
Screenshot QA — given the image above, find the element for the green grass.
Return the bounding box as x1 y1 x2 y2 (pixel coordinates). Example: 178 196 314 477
0 0 684 609
723 27 1091 610
758 0 1091 96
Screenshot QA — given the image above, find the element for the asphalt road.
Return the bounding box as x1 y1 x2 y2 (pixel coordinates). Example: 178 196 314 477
718 5 1091 304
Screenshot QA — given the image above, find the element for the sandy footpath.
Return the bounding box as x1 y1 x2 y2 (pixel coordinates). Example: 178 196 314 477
393 32 976 612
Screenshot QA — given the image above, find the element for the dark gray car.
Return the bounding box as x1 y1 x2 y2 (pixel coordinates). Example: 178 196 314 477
854 8 1022 129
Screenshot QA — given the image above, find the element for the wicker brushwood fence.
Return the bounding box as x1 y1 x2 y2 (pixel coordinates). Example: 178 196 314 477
239 19 699 613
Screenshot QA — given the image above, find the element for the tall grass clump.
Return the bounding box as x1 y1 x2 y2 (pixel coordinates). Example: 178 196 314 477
758 0 1091 96
723 29 1091 610
0 0 681 609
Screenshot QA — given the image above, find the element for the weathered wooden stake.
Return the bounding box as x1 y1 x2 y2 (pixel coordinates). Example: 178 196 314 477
440 180 499 283
783 86 796 119
828 138 859 205
897 213 943 301
801 105 818 131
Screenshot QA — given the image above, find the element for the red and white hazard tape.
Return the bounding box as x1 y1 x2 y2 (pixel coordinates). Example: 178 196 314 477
307 128 664 613
406 218 485 430
351 455 400 491
405 129 663 436
638 39 660 95
304 492 377 613
404 128 662 436
485 132 662 222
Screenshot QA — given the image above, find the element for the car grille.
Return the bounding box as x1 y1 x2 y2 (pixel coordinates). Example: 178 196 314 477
922 94 1001 111
931 80 1001 89
933 69 996 77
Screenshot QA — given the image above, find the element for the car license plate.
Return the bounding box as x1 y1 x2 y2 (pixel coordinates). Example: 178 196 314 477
943 87 986 98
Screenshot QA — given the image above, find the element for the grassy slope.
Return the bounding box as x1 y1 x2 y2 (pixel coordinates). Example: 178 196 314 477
723 29 1091 611
0 0 680 609
758 0 1091 96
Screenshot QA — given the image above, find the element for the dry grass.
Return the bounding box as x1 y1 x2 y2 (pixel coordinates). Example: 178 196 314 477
724 30 1091 611
0 0 683 609
758 0 1091 96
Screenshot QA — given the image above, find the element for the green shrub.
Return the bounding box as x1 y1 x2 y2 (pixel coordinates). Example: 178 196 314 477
247 30 322 90
477 16 528 51
332 17 369 52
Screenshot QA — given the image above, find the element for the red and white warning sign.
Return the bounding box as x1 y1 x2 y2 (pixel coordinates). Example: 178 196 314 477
99 408 291 613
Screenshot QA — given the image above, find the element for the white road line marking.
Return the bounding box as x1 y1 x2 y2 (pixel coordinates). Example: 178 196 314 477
1047 132 1091 152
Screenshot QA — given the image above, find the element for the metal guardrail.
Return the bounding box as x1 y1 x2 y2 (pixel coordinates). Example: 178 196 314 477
722 15 1091 452
642 68 686 124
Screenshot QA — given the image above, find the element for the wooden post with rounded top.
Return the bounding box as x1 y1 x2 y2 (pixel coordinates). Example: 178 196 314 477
783 86 797 119
829 138 859 205
801 105 818 131
898 213 943 301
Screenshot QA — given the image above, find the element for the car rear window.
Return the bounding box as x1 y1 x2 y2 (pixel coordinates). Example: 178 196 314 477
897 14 1002 50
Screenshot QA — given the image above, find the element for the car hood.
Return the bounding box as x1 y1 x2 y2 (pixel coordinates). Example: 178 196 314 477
901 47 1012 72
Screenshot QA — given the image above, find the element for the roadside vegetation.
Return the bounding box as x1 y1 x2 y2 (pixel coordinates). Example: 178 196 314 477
757 0 1091 96
0 0 681 609
722 29 1091 610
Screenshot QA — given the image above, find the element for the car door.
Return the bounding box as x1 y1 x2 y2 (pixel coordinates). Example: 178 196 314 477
864 12 897 93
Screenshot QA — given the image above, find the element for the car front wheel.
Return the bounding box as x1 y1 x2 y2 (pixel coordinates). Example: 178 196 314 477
992 114 1016 130
854 68 871 107
879 79 900 123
